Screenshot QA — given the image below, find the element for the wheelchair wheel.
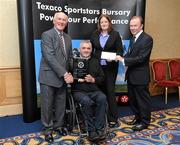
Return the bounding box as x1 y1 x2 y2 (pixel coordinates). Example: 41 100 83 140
65 93 76 131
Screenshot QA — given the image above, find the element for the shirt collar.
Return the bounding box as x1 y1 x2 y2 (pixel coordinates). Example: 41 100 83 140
134 30 143 41
100 32 109 37
54 27 63 35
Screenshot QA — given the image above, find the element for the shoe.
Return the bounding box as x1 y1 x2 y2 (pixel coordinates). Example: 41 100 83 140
44 133 54 143
132 124 148 131
109 121 119 128
97 129 106 140
126 119 141 125
54 127 68 136
88 131 99 142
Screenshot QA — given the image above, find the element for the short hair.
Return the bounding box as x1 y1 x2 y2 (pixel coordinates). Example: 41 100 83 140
130 16 144 25
97 14 113 33
80 40 92 50
53 12 68 22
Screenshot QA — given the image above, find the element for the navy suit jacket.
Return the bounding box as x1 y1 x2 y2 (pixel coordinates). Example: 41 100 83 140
124 32 153 85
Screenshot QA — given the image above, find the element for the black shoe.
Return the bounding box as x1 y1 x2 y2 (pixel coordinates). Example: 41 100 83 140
54 127 68 136
97 129 106 140
132 124 148 131
88 131 99 142
44 133 54 143
126 119 141 125
109 121 119 128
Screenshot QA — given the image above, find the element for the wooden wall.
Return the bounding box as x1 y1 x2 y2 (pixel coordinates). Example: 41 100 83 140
0 67 22 116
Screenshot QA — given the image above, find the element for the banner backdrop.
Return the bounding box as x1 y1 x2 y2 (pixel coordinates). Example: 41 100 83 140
17 0 146 121
33 0 146 95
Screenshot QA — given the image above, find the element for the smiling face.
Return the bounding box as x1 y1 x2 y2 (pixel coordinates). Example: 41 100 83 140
53 12 68 32
80 42 92 58
100 16 110 32
130 17 143 36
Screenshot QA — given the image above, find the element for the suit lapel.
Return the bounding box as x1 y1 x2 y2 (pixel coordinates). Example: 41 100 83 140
63 34 69 59
129 32 144 54
53 28 67 60
103 32 113 51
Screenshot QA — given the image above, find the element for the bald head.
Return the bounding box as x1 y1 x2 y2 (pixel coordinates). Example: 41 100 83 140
53 12 68 32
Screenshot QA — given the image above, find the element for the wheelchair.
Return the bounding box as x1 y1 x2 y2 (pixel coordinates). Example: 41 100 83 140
65 85 116 144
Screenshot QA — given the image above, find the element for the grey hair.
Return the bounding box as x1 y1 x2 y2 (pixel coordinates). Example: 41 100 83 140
53 12 68 22
80 40 92 49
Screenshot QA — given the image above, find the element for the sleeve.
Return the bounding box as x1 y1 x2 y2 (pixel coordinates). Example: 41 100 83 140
41 32 67 78
124 36 153 67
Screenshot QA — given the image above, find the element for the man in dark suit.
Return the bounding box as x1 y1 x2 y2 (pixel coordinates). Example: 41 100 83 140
39 12 73 143
116 16 153 131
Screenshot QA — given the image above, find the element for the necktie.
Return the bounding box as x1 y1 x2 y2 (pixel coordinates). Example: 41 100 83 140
59 33 67 59
128 36 136 53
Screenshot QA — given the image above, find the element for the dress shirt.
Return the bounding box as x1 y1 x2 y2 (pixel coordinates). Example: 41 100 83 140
99 33 110 65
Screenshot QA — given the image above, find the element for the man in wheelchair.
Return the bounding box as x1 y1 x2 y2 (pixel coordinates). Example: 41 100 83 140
71 40 107 142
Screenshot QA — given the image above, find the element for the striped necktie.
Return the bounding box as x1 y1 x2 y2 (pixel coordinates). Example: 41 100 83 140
59 33 67 59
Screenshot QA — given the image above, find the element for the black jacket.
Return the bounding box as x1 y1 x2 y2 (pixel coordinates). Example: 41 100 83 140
90 30 123 69
124 32 153 85
72 57 104 92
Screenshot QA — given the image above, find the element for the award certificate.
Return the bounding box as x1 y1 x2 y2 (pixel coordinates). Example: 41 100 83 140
101 51 116 60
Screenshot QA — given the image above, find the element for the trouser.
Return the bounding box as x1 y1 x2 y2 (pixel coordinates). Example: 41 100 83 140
73 91 106 132
128 84 151 125
40 84 66 133
101 67 118 122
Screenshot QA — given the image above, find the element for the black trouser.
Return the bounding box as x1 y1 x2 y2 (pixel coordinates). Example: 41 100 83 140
101 67 118 122
73 91 106 132
127 84 152 125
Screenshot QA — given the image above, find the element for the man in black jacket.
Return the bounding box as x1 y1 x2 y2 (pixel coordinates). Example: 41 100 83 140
72 40 106 142
116 16 153 131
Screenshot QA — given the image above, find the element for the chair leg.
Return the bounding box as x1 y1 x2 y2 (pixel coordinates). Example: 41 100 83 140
178 86 180 102
165 87 168 104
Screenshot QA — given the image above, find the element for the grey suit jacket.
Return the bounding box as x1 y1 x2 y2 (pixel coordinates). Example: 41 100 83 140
39 27 72 87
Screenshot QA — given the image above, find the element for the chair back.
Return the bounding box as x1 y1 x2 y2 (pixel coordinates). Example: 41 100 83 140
168 59 180 81
152 60 167 82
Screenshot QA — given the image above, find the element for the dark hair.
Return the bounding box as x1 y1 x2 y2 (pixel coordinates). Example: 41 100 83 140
97 14 113 33
130 16 144 24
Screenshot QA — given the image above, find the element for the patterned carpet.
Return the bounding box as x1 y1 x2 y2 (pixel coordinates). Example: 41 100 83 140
0 107 180 145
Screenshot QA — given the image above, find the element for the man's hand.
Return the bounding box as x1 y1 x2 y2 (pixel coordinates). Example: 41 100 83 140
64 72 74 84
116 55 124 62
85 74 95 83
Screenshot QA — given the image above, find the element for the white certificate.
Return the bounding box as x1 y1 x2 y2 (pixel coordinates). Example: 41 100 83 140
101 51 116 60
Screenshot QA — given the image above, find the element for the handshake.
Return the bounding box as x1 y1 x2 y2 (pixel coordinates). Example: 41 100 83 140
64 72 74 84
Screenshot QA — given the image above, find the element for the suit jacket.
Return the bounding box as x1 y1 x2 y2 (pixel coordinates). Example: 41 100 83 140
90 30 123 69
124 32 153 85
39 27 72 87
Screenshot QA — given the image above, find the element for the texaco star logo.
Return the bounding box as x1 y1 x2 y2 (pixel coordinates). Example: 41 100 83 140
121 95 129 103
78 62 84 68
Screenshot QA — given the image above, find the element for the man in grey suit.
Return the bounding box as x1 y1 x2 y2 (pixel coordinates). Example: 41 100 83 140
39 12 73 143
